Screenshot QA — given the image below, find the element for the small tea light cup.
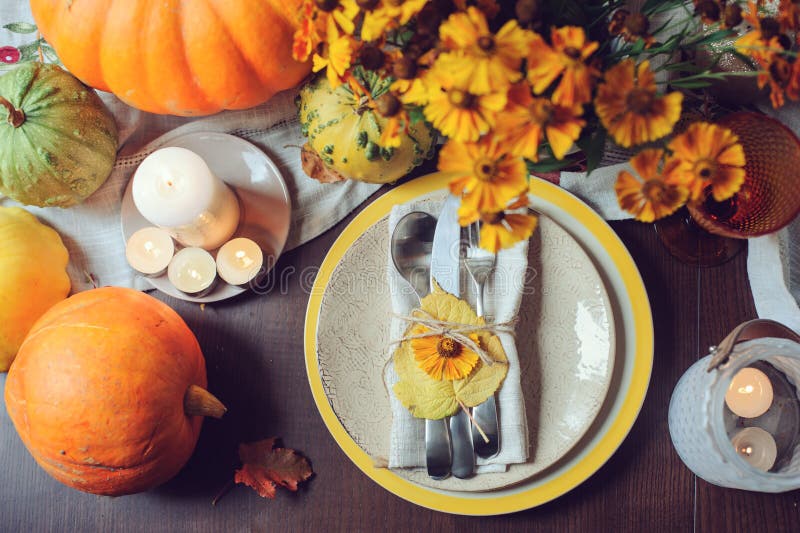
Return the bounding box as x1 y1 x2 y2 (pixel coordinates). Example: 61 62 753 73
167 247 217 296
731 427 778 472
216 238 263 287
725 367 774 418
125 227 175 276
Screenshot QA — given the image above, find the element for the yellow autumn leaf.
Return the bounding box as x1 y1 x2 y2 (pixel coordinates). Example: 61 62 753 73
392 284 508 419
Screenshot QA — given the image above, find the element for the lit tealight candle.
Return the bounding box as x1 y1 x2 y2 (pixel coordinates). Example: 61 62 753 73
216 238 264 287
167 247 217 296
731 427 778 472
725 367 774 418
132 147 240 250
125 227 175 276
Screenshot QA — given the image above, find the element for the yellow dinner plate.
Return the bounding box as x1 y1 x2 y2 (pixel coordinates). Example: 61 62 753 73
304 173 653 515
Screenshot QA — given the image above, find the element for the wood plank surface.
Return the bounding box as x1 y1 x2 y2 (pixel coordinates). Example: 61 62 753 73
1 197 799 532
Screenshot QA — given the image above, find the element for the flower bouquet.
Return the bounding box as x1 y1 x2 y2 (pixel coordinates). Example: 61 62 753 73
294 0 800 251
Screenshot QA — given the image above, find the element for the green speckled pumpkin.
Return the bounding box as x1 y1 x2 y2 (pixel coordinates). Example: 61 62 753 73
0 63 118 207
298 69 434 184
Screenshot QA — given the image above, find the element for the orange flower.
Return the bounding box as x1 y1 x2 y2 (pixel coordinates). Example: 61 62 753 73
778 0 800 33
594 59 683 148
439 136 528 213
378 107 410 148
668 122 746 202
293 0 325 62
411 327 480 381
496 82 584 161
458 196 538 253
735 4 793 108
437 7 532 94
608 10 656 48
615 149 688 222
527 26 600 106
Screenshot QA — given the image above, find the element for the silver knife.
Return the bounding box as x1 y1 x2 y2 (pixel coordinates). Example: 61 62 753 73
431 194 474 479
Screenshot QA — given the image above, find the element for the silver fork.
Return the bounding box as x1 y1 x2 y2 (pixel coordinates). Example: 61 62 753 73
464 222 500 458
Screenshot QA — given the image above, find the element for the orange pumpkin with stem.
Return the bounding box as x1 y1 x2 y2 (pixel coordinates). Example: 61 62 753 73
29 0 311 116
4 287 226 496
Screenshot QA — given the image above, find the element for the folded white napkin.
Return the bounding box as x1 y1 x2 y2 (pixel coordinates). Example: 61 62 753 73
385 194 529 472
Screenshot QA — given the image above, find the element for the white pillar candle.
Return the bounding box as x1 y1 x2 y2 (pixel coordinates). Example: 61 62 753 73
125 227 175 276
725 367 774 418
216 238 264 286
167 247 217 295
132 147 240 250
731 427 778 472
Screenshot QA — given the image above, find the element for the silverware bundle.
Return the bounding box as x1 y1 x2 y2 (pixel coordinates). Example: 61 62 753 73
390 195 500 480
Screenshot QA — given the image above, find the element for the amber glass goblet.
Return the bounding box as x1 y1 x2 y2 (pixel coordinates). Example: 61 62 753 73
656 112 800 266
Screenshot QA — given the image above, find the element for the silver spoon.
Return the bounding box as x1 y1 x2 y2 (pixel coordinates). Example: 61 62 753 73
391 211 452 480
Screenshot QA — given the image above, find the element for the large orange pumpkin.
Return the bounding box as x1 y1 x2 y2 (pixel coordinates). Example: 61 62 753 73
4 287 226 496
30 0 311 116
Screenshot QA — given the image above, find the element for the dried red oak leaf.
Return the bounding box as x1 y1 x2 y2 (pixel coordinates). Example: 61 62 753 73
234 438 313 499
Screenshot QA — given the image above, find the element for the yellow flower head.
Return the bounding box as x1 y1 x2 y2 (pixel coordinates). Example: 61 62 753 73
440 136 528 213
615 149 688 222
295 0 358 63
351 0 428 41
437 7 533 94
458 196 538 253
312 18 356 89
496 82 585 161
527 26 600 106
392 76 430 105
411 327 480 381
423 73 507 142
594 59 683 148
668 122 746 202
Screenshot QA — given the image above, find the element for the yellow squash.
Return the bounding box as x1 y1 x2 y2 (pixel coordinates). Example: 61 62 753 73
0 207 70 371
298 69 435 184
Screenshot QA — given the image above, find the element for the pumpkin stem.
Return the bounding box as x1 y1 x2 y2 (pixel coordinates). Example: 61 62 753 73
184 384 227 419
0 96 25 128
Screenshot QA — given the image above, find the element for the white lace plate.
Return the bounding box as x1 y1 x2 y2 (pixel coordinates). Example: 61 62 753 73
315 188 615 492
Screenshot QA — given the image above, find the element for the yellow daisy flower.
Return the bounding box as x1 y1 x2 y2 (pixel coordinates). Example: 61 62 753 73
668 122 746 202
615 149 689 222
312 19 355 89
423 72 507 142
392 76 430 105
594 59 683 148
437 6 532 94
458 196 538 253
495 82 585 161
411 326 480 381
439 136 528 213
527 26 599 106
351 0 428 42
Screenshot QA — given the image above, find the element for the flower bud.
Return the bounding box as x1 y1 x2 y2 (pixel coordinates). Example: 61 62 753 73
376 93 401 117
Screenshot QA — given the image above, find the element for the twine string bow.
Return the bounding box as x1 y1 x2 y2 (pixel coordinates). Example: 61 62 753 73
391 309 516 366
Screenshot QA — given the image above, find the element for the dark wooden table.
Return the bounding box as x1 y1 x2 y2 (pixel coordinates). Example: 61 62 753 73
2 186 799 532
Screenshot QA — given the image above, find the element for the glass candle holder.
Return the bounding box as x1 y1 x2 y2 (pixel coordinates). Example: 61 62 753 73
668 320 800 492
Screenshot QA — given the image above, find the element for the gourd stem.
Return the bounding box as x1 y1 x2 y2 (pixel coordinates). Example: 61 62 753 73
184 384 227 419
0 96 24 127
